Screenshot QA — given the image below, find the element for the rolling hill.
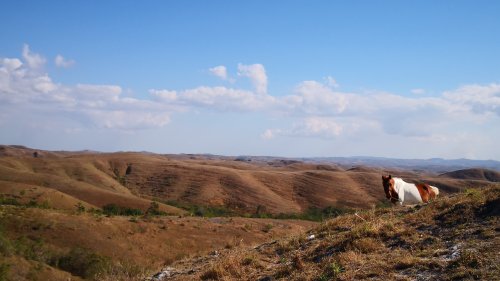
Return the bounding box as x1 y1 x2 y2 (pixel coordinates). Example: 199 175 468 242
0 145 498 215
0 145 499 280
439 168 500 182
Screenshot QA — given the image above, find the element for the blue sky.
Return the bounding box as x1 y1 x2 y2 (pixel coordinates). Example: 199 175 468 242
1 1 500 159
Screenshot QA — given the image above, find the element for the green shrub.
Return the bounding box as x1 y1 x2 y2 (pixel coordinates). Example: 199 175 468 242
0 231 13 256
75 202 86 214
262 223 273 233
102 204 144 216
0 263 9 281
57 248 112 279
145 201 162 216
0 196 20 206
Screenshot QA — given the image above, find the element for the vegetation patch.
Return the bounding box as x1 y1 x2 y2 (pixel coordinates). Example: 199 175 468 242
101 203 144 216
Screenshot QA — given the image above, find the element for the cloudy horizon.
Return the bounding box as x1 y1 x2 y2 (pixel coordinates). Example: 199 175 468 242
1 2 499 160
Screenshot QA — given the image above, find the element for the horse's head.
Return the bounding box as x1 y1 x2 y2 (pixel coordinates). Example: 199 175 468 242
382 175 399 204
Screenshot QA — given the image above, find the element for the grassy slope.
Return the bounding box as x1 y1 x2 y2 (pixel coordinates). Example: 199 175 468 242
0 154 185 215
0 206 315 281
0 146 495 216
165 184 499 281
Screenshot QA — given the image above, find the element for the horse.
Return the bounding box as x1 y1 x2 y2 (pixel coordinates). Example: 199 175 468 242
381 175 439 205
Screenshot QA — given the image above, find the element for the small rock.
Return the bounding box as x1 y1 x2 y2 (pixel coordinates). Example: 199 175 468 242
152 267 175 280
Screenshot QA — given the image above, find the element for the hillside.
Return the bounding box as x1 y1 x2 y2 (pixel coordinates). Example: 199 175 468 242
439 168 500 182
0 145 496 216
0 205 315 280
0 145 499 280
153 185 500 280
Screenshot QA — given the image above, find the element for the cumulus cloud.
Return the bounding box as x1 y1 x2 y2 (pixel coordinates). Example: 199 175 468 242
85 110 170 130
325 76 339 88
237 63 268 95
1 58 23 71
209 65 228 80
149 75 499 143
292 117 343 138
55 55 75 68
283 80 348 115
411 88 425 95
263 117 343 140
0 48 171 130
150 89 178 102
2 45 500 158
443 83 500 116
22 44 46 69
261 129 276 140
151 86 277 112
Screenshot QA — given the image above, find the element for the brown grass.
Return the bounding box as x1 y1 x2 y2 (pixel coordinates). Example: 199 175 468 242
162 185 500 281
0 206 314 280
1 145 494 217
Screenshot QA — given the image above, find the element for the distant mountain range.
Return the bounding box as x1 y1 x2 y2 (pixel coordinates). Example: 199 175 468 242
306 156 500 173
230 155 500 173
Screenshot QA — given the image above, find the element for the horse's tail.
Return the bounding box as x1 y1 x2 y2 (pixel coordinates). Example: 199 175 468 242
430 186 439 196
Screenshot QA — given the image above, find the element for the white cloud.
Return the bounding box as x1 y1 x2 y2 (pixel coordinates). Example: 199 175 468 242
209 65 228 80
176 86 276 111
1 46 500 159
85 110 170 130
55 55 75 68
295 117 343 138
22 44 46 69
32 74 57 94
261 129 276 140
0 48 171 130
237 63 268 95
411 88 425 95
1 58 23 71
150 89 178 102
264 117 343 140
443 83 500 116
283 80 348 115
325 76 339 88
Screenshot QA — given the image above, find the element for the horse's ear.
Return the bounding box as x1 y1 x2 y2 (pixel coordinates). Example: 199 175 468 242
388 175 392 179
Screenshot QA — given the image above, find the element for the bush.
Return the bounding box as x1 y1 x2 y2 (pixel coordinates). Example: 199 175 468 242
146 201 162 216
0 196 20 206
57 248 112 279
102 204 143 216
263 206 352 222
0 263 9 281
75 202 86 214
0 231 13 256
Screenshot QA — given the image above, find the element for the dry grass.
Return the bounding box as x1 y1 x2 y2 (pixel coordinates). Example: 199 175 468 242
163 185 500 281
0 206 314 280
1 145 493 217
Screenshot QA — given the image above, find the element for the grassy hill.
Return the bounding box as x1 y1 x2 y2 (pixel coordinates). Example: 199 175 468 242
0 145 498 280
1 145 496 217
0 204 315 280
439 168 500 182
158 185 499 280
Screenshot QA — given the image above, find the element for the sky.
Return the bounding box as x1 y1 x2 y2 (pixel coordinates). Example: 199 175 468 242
1 1 499 160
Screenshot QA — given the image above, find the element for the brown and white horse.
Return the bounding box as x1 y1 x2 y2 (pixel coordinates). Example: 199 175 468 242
382 175 439 205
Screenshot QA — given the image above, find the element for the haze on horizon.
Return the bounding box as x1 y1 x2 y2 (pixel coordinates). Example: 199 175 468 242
1 1 499 160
